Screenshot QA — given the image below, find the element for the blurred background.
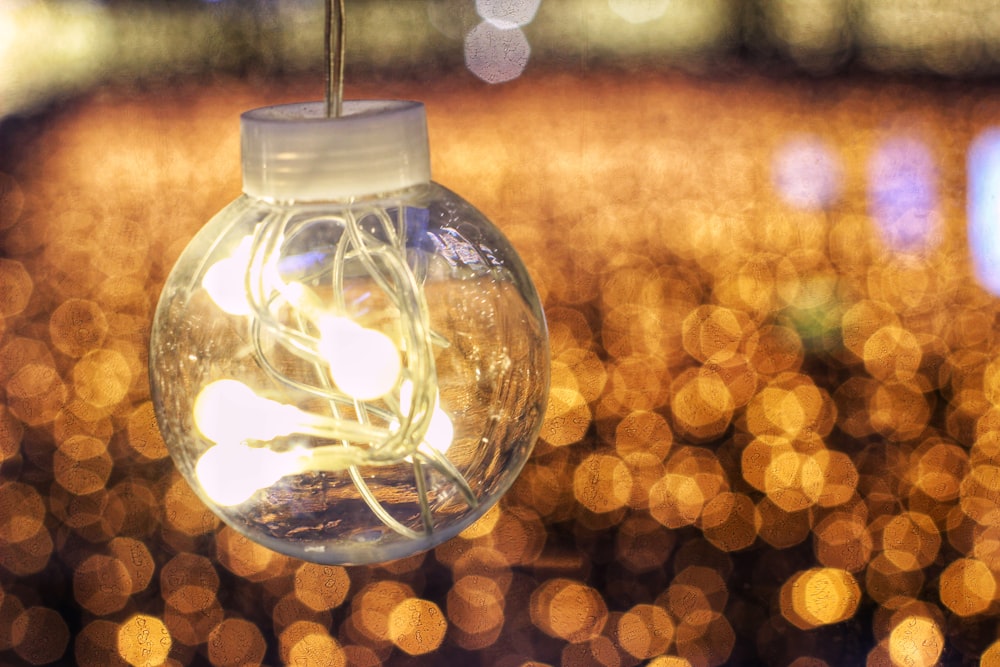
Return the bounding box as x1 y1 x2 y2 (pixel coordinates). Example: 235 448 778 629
5 0 1000 665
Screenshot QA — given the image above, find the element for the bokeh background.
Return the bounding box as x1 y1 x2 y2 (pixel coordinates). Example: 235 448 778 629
5 0 1000 665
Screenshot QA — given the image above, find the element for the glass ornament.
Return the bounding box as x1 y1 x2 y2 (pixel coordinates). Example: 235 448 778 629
149 100 549 565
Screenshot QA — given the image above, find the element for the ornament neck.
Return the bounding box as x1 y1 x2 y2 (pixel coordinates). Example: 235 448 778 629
240 100 431 203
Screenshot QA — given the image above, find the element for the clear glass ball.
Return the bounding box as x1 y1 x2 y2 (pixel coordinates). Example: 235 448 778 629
149 182 549 564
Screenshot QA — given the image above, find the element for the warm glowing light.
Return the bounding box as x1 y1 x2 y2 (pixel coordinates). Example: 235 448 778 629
117 614 172 667
388 598 447 655
73 555 131 615
447 574 505 646
207 618 267 667
202 234 254 315
195 441 298 506
294 564 350 612
649 473 706 529
880 512 941 571
618 603 674 659
530 579 608 643
193 379 380 445
700 492 758 552
783 568 861 629
399 381 454 453
318 316 401 400
888 616 943 667
573 452 632 513
281 621 345 666
10 606 69 666
939 558 996 617
814 513 873 573
193 380 266 443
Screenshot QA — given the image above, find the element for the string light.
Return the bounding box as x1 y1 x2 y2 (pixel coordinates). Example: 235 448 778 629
148 1 548 564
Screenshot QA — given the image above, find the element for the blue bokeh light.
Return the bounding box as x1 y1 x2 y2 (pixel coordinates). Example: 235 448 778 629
867 135 939 252
968 129 1000 296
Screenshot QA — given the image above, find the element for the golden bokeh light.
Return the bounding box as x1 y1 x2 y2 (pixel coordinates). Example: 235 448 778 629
648 658 694 667
878 512 941 571
49 298 109 358
11 606 69 665
118 614 172 667
76 620 129 667
531 579 609 643
814 512 873 573
615 409 673 459
109 537 155 594
0 259 33 318
207 618 267 667
0 482 46 544
649 473 706 529
54 434 112 495
865 553 926 609
447 574 506 641
887 615 943 667
938 557 996 617
700 492 758 552
755 496 811 549
573 452 632 513
670 370 735 441
126 401 169 460
617 603 675 660
981 640 1000 665
387 597 447 654
540 386 591 447
72 349 132 411
74 554 132 615
351 581 415 644
780 568 861 629
280 621 345 667
294 563 350 612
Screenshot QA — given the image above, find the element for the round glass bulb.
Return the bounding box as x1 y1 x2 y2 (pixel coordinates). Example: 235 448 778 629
149 101 549 565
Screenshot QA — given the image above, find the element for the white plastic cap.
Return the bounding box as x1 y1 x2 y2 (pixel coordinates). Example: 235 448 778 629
240 100 431 202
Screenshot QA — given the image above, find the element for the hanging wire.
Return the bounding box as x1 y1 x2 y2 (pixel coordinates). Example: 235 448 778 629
325 0 345 117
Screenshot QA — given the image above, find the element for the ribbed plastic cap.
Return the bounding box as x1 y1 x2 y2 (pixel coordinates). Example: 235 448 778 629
241 100 431 202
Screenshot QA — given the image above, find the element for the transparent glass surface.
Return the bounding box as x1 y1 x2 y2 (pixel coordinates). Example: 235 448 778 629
149 182 549 564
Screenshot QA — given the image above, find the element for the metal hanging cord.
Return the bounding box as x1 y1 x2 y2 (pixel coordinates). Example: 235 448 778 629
326 0 345 117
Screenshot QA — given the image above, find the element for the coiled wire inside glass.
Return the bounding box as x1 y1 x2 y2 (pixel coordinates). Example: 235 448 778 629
211 201 477 539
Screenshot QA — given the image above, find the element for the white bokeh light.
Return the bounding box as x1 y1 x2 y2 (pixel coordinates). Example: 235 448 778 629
608 0 671 24
475 0 541 29
464 21 531 84
771 135 843 211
